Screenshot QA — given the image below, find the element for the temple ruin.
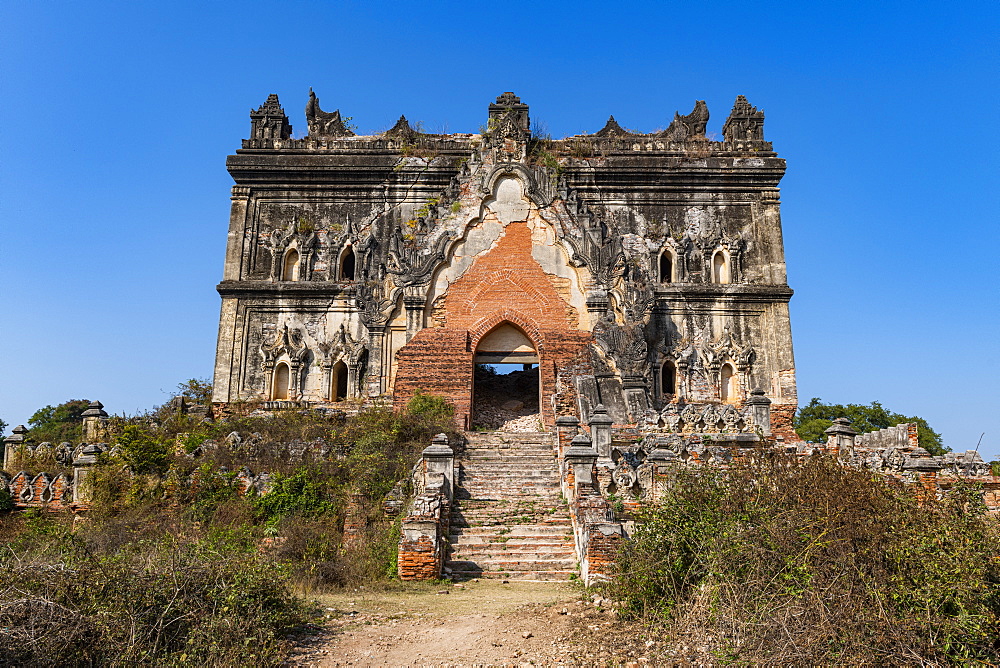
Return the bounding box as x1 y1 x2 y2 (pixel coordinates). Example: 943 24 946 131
212 91 797 438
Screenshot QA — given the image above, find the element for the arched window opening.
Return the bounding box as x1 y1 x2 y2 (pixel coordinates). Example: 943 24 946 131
720 363 736 403
661 361 677 396
272 363 290 400
332 361 348 402
340 246 356 281
282 249 300 281
712 251 729 284
659 252 673 283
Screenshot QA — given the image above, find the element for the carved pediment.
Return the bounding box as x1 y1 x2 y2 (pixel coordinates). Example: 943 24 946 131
261 325 309 365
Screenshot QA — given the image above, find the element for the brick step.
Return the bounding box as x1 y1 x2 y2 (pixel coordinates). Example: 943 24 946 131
450 520 571 529
451 507 570 526
448 537 574 547
449 527 573 538
450 552 575 562
445 568 576 582
450 550 575 561
458 452 557 466
464 431 551 440
458 494 560 498
450 523 572 533
458 470 559 479
445 559 576 572
458 486 560 495
459 460 557 467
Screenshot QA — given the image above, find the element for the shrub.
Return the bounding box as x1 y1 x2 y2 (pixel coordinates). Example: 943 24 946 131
405 389 454 424
610 455 1000 664
0 534 311 666
253 465 338 524
0 483 12 512
115 425 169 475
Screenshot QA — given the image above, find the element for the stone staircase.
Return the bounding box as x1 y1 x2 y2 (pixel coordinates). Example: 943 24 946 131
445 431 578 581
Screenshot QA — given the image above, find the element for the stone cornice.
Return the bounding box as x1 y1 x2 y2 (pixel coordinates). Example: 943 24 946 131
653 284 793 305
217 280 356 298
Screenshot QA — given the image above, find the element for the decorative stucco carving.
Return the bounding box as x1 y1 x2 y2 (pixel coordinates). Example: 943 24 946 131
661 100 709 141
305 88 355 138
723 95 765 142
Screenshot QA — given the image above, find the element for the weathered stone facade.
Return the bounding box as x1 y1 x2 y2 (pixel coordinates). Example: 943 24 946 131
213 92 797 432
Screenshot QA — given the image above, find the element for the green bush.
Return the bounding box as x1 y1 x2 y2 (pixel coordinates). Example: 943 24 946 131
115 425 169 475
610 455 1000 664
253 465 338 524
405 389 454 424
0 483 13 512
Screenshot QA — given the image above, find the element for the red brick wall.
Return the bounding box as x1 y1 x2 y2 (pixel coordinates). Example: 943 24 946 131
770 404 798 442
393 219 591 428
586 530 623 579
397 534 441 580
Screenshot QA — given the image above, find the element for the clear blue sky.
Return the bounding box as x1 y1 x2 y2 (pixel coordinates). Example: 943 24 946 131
2 1 997 458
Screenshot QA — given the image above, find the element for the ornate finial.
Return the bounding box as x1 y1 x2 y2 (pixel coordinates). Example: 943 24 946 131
385 115 417 140
722 95 765 142
249 93 292 141
488 91 530 134
82 400 109 418
305 89 355 138
661 100 709 141
495 91 522 105
595 115 634 138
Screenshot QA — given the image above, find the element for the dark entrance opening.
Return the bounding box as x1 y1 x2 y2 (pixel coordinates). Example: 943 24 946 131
472 322 540 431
332 360 348 401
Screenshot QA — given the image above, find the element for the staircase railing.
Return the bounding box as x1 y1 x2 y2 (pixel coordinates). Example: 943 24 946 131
397 433 455 580
555 411 624 585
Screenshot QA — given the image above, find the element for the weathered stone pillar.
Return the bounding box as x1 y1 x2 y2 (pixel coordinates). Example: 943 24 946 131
565 432 598 500
402 292 425 342
555 415 579 458
366 326 387 396
81 401 109 443
422 433 455 500
745 388 772 437
588 404 614 461
72 444 104 504
824 417 858 458
3 425 28 466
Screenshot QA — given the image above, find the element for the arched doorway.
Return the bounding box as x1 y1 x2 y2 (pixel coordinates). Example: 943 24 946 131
472 323 540 431
331 360 348 401
272 362 290 400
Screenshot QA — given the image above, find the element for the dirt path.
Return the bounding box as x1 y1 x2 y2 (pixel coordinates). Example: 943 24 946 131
286 580 661 667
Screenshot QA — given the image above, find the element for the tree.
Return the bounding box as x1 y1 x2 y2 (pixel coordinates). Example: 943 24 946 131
0 418 7 439
794 398 947 455
26 399 90 444
176 378 213 405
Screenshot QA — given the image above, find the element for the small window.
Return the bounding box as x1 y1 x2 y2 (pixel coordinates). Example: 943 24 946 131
282 249 300 281
273 363 290 400
332 360 348 401
720 363 736 403
712 251 729 284
340 246 356 281
659 252 673 283
661 360 676 395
